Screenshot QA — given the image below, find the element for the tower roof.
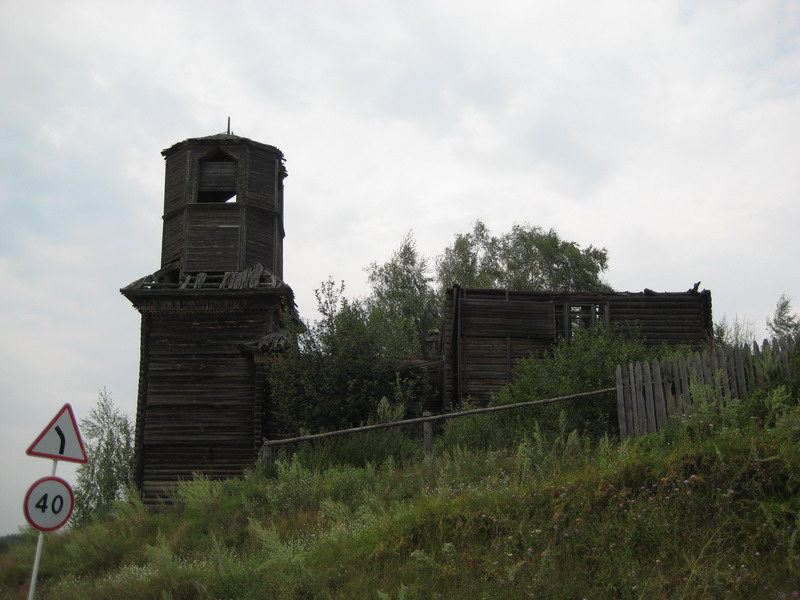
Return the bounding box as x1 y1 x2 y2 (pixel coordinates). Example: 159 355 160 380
161 132 284 159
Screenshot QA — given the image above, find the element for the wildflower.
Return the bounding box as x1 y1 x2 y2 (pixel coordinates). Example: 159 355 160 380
755 552 761 557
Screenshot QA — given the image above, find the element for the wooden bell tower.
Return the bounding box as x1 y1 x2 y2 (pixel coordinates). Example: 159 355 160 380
122 133 293 503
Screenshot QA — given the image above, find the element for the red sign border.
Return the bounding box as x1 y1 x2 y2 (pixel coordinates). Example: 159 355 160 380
26 403 88 463
23 476 75 532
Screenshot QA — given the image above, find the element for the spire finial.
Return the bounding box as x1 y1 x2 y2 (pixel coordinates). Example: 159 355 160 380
227 117 231 135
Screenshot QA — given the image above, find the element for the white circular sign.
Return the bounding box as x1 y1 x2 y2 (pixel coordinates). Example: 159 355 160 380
24 477 74 532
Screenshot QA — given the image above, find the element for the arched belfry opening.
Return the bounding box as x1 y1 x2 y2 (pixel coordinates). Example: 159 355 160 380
197 148 238 203
121 132 293 504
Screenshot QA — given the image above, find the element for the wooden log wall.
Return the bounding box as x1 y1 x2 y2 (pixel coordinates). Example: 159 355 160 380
443 286 712 407
616 335 798 438
134 303 278 502
159 135 285 278
127 134 291 505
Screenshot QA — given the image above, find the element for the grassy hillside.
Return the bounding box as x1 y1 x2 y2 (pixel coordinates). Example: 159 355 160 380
2 386 800 599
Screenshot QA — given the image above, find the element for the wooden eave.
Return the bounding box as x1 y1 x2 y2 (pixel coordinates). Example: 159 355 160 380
161 133 284 163
121 262 294 306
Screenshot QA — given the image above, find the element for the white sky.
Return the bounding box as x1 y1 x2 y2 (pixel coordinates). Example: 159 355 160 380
1 0 799 536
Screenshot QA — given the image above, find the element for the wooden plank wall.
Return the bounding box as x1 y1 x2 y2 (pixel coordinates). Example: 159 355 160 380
244 207 275 272
135 303 279 503
185 204 242 272
443 287 712 407
616 335 798 438
609 294 712 347
244 149 278 212
158 138 285 277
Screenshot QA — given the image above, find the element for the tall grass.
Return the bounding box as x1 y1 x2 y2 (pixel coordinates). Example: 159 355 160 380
3 365 800 598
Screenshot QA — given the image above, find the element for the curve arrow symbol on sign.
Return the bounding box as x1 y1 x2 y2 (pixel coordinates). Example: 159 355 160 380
54 426 66 455
26 404 88 464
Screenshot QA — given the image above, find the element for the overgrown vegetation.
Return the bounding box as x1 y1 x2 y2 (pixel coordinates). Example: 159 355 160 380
265 278 433 435
436 220 612 293
72 389 134 527
6 227 795 597
268 222 614 436
3 334 800 599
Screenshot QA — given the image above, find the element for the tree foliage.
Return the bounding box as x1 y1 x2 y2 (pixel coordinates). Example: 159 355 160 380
267 222 615 435
713 314 756 348
265 280 430 435
436 220 612 293
366 232 440 354
494 324 663 437
767 293 800 338
73 389 134 526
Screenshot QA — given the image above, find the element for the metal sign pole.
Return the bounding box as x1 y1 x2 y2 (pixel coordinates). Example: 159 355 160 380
27 533 44 600
27 460 57 600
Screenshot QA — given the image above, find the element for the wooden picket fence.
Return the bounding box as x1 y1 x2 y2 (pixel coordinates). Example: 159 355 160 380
616 335 798 438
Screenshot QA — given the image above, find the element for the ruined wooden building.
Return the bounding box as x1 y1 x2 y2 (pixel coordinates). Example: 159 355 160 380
122 133 292 502
122 133 713 500
439 285 712 408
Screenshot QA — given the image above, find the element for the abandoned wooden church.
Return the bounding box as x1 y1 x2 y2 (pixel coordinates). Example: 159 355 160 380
121 133 294 503
123 133 712 502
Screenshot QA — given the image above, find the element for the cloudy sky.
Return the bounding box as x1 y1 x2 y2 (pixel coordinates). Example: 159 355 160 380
1 0 798 535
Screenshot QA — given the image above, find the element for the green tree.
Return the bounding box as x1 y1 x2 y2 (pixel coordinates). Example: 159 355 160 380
366 232 440 354
766 294 800 338
713 314 756 348
73 389 134 526
265 280 429 435
436 220 612 293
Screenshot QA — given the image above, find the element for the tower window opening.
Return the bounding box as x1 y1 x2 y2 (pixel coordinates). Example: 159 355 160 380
198 149 238 203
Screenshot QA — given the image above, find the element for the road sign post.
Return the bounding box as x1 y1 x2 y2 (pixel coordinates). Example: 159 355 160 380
24 404 87 599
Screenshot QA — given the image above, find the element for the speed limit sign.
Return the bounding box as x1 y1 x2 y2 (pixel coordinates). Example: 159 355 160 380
23 477 74 532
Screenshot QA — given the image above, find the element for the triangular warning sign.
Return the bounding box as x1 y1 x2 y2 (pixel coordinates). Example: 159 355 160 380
27 404 88 463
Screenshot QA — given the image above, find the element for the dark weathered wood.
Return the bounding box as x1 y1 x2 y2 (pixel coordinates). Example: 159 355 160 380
615 365 627 438
158 135 286 279
651 359 668 429
732 345 747 399
423 411 434 457
634 362 646 436
444 286 712 406
123 133 292 505
641 361 657 434
623 363 644 436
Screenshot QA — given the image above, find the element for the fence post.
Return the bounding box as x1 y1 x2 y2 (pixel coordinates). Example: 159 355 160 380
262 441 274 472
423 411 434 457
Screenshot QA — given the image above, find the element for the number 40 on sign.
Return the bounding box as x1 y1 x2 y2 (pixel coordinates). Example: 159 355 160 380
24 477 74 532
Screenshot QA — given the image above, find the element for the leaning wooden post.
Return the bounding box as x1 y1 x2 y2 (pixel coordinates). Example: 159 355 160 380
262 441 274 472
423 412 434 457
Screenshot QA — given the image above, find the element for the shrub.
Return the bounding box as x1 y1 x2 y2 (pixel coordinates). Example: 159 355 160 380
265 280 432 435
442 324 680 450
